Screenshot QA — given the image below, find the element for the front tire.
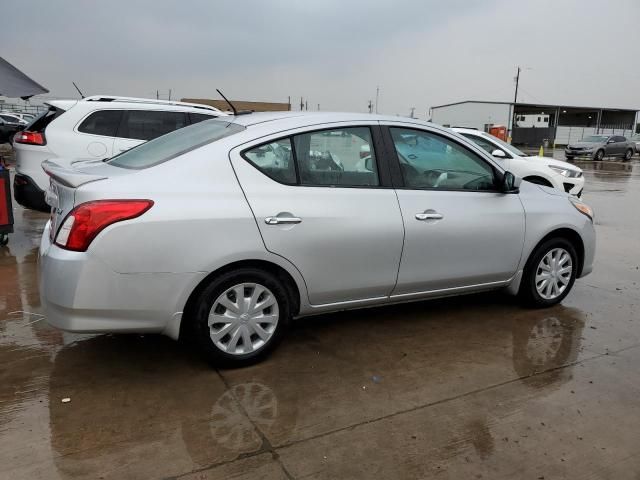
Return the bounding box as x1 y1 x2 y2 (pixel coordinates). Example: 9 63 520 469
565 155 574 161
519 238 578 308
594 149 605 161
190 268 291 366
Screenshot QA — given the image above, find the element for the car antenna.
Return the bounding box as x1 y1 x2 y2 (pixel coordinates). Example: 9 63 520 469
72 81 85 99
216 89 237 115
216 89 253 116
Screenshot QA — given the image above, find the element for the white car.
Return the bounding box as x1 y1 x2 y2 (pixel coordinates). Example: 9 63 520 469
13 95 225 211
453 128 585 197
1 111 35 123
0 112 28 126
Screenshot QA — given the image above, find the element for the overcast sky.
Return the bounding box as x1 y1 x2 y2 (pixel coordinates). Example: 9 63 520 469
2 0 639 118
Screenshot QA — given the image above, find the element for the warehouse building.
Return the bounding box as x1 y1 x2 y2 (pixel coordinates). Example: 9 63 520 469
182 98 290 113
430 100 640 146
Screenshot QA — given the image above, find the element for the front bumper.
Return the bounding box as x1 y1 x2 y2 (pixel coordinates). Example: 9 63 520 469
13 173 49 212
564 148 594 158
39 222 203 338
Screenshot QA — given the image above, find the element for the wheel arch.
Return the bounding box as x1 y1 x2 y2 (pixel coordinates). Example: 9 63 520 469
522 175 554 188
179 259 302 340
527 227 585 277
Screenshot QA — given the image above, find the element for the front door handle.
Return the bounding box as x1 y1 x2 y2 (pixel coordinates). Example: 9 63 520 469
415 211 443 221
265 215 302 225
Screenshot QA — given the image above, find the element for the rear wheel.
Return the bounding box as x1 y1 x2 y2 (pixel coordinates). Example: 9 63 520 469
623 148 633 161
594 149 605 161
190 268 291 366
519 238 578 307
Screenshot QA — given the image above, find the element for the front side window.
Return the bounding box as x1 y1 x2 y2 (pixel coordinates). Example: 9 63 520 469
119 110 188 141
460 133 501 156
293 127 379 186
390 128 496 191
244 138 296 184
77 110 123 137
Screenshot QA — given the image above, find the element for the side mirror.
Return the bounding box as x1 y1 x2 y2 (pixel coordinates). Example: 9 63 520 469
491 149 507 158
500 171 521 193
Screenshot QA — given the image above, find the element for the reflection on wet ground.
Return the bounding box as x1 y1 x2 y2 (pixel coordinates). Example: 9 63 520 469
1 159 640 479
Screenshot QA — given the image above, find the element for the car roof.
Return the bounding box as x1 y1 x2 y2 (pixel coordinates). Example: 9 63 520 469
227 111 436 128
45 96 225 115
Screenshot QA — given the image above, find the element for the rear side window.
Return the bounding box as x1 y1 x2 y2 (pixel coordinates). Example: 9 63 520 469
189 113 216 125
294 127 379 186
119 110 188 141
244 138 296 184
108 119 245 169
78 110 123 137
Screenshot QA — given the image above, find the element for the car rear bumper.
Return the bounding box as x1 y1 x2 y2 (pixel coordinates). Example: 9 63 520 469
39 222 203 339
13 173 49 212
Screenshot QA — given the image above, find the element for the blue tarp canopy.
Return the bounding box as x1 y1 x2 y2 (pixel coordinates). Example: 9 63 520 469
0 57 48 100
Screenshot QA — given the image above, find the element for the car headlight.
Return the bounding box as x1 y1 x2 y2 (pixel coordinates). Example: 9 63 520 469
569 197 594 221
548 165 570 176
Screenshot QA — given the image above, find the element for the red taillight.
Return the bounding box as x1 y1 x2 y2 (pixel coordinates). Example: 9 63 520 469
14 130 45 145
55 200 154 252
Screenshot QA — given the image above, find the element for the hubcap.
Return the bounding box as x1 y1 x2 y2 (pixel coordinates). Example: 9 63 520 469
208 283 279 355
535 248 573 300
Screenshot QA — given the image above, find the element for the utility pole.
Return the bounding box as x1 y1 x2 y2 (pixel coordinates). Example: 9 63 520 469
288 96 291 111
509 66 521 141
368 100 373 113
300 97 304 111
156 90 159 100
305 100 308 111
409 107 416 119
375 86 380 114
168 89 172 101
317 104 320 111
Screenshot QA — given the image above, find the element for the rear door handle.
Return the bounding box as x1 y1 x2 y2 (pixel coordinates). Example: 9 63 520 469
265 216 302 225
415 211 443 221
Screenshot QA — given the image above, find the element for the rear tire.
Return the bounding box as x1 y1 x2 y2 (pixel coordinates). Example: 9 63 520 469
623 149 633 162
190 268 291 366
519 238 578 308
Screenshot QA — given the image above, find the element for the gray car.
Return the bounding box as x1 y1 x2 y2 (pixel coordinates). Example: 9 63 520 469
565 134 635 161
38 112 596 365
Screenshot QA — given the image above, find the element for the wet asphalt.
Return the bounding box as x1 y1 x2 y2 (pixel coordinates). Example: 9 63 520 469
1 153 640 479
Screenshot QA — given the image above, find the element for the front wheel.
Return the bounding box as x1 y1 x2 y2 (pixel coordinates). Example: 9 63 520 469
623 149 633 162
519 238 578 307
565 155 574 161
190 268 291 366
594 149 605 161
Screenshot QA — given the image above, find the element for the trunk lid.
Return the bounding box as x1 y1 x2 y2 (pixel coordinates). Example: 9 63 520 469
42 158 129 241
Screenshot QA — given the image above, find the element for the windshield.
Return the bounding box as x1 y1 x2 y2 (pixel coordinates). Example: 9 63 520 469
108 118 245 169
582 135 608 143
479 133 526 157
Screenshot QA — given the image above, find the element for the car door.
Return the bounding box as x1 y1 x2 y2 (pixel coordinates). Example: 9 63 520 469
112 110 189 155
614 136 628 156
382 124 525 296
230 124 405 305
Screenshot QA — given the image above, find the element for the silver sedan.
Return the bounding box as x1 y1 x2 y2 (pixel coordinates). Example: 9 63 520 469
39 112 596 365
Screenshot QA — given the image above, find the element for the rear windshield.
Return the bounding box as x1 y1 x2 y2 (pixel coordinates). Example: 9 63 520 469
26 106 64 132
108 118 245 169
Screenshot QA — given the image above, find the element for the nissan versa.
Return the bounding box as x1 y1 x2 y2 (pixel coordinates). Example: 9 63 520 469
39 113 596 365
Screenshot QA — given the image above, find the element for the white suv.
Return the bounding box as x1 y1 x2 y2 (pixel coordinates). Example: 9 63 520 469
13 96 225 211
453 128 585 197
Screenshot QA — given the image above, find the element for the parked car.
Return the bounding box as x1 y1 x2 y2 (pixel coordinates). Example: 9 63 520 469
1 111 35 123
629 133 640 155
0 115 24 143
39 112 595 366
13 95 225 211
565 135 635 161
453 128 585 197
0 112 29 126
